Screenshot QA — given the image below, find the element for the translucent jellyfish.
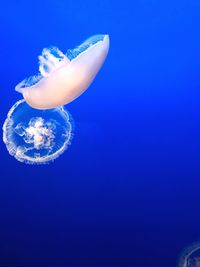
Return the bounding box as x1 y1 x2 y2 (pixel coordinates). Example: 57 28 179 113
178 242 200 267
15 34 110 110
3 100 73 164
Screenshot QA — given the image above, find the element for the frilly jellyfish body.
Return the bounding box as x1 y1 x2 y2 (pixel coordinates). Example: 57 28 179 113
15 34 110 109
3 100 73 164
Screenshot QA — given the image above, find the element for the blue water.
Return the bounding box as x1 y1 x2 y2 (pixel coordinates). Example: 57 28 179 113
0 0 200 266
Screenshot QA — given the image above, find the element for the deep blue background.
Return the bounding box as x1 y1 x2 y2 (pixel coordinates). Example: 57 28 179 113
1 0 200 266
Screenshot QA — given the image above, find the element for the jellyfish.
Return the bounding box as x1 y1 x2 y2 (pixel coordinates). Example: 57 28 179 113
15 34 110 109
178 242 200 267
3 34 109 164
3 99 73 164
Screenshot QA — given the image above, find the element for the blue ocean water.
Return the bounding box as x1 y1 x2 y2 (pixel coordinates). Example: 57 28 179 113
0 0 200 266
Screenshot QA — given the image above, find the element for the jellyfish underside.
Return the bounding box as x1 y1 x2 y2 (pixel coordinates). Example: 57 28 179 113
3 100 73 164
15 34 110 110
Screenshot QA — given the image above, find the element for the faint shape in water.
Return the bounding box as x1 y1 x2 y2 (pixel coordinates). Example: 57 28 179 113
3 100 73 164
178 242 200 267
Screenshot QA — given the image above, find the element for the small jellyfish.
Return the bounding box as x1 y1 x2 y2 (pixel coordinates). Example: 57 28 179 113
178 242 200 267
15 34 110 110
3 100 73 164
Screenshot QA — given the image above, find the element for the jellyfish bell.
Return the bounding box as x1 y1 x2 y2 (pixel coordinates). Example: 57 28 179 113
16 34 110 110
3 99 73 164
177 242 200 267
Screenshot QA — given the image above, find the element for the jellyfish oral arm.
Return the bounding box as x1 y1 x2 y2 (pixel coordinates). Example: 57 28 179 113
16 34 110 110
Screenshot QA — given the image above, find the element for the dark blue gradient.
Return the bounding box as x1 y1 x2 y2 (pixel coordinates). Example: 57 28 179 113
0 0 200 266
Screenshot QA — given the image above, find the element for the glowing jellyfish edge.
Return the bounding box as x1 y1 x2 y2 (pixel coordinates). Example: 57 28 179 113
3 99 73 164
177 242 200 267
15 34 110 110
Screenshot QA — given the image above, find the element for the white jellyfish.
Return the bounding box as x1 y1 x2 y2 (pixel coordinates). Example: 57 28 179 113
15 34 110 109
3 100 73 164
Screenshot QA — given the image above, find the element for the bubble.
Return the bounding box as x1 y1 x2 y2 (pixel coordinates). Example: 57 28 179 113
3 99 73 164
178 242 200 267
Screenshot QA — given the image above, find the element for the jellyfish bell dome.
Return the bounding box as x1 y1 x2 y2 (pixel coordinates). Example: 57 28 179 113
177 242 200 267
3 99 73 164
16 34 110 110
